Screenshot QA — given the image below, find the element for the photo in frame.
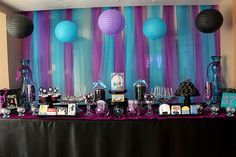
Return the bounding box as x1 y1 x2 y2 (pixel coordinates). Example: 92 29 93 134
6 94 18 110
56 107 68 115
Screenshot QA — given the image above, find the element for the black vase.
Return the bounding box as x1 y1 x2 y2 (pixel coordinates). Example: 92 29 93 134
94 89 105 101
135 84 146 101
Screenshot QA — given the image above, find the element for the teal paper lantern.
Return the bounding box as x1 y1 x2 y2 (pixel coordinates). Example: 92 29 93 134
55 20 78 42
143 17 167 40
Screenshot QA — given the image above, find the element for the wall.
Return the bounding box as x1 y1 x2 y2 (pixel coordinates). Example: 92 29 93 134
232 0 236 87
0 3 22 89
220 0 235 88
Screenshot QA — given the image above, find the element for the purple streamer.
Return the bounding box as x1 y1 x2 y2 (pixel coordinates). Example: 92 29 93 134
214 5 221 56
38 11 51 88
114 8 125 72
92 8 103 81
134 7 150 88
163 6 179 90
193 6 204 102
22 12 33 60
65 10 74 95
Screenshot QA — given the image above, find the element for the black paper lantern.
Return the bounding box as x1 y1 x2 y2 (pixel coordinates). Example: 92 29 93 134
7 14 34 39
195 9 223 33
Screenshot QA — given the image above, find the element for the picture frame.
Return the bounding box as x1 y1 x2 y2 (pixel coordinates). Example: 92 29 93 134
6 94 18 110
56 107 68 115
221 92 236 109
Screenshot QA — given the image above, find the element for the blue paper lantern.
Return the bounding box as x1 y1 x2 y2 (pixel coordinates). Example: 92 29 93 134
143 17 167 40
55 20 78 42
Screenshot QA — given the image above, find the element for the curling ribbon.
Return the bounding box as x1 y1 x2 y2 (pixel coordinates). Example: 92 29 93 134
133 79 148 87
92 80 107 89
16 65 33 81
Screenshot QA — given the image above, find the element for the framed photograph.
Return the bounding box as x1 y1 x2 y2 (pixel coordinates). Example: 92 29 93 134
111 73 125 91
68 103 76 115
6 94 18 110
39 105 49 115
56 107 68 115
221 92 236 109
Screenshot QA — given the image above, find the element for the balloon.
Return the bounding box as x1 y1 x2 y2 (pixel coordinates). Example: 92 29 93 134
55 20 78 42
195 9 223 33
143 17 167 40
98 9 125 35
7 14 34 39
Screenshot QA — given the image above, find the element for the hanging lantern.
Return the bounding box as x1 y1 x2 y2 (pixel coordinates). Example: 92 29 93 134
98 9 125 35
143 17 167 40
7 14 34 39
55 20 78 42
195 9 223 33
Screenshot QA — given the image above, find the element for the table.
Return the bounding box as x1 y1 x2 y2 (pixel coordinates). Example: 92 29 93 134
0 112 236 157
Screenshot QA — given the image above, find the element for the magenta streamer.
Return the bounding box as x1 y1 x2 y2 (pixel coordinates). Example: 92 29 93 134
193 6 204 102
214 5 221 56
22 12 33 60
114 7 125 72
38 11 51 88
65 9 74 95
134 7 150 87
92 8 103 81
163 6 179 90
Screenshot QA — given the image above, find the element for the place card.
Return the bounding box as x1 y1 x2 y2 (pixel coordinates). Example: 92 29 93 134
159 104 170 115
181 106 190 115
171 105 181 115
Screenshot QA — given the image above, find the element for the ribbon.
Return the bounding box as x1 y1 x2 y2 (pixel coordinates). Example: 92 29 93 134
16 65 33 81
133 79 148 87
93 80 107 89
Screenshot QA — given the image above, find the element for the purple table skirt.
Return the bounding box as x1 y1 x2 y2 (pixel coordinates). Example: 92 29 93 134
0 107 232 121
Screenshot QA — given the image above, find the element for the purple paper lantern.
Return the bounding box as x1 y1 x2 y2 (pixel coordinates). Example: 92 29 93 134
98 9 125 35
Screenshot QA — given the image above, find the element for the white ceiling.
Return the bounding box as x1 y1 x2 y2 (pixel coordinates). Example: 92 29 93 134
0 0 222 11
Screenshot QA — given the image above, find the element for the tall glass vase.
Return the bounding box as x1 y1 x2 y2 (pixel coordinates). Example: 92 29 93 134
19 60 35 110
211 56 223 103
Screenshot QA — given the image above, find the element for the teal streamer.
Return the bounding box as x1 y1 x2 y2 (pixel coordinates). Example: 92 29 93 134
50 10 66 95
73 9 92 96
200 5 216 82
124 7 137 99
32 12 40 101
176 6 196 83
147 6 164 91
101 8 115 96
102 34 115 94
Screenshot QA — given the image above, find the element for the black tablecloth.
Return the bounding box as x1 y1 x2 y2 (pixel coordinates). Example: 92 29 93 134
0 118 236 157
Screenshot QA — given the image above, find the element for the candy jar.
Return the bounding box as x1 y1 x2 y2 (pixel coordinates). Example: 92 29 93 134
95 100 109 117
83 93 94 116
93 81 106 101
133 80 148 102
127 100 140 116
1 108 11 118
31 104 39 115
226 107 236 117
144 93 155 116
17 106 26 116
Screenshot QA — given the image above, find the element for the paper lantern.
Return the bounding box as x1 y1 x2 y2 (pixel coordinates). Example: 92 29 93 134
195 9 223 33
98 9 125 35
143 17 167 40
55 20 78 42
7 14 34 39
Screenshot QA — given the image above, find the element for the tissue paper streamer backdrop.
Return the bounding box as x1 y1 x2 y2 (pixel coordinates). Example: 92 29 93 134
22 5 220 102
